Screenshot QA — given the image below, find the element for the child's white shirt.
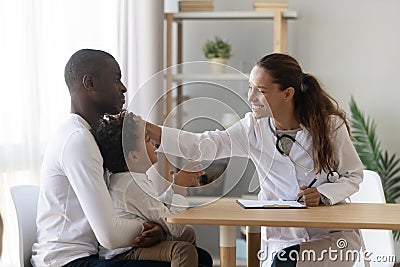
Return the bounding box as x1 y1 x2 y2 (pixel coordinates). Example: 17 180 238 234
100 171 189 259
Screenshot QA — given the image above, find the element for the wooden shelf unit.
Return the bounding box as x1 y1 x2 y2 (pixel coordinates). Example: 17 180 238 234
163 10 297 177
172 73 250 82
165 10 297 125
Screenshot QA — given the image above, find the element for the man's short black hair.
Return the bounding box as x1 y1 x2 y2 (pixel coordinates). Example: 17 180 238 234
64 49 114 92
91 113 141 173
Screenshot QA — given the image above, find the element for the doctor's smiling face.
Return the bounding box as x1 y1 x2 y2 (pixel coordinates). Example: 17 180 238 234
248 65 287 119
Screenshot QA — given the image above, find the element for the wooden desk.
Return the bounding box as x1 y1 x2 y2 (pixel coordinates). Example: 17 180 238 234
167 199 400 267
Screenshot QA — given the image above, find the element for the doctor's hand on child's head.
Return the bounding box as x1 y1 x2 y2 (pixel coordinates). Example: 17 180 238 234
112 110 144 123
170 161 205 188
297 186 321 207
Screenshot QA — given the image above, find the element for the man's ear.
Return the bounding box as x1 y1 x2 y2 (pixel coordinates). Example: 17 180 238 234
82 74 95 91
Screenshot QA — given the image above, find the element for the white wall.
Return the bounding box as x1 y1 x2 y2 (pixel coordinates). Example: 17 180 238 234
289 0 400 157
166 0 400 260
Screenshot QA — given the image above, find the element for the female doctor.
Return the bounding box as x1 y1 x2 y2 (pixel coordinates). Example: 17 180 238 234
147 53 363 266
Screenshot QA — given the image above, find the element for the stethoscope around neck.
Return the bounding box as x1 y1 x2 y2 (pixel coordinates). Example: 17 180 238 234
267 117 340 183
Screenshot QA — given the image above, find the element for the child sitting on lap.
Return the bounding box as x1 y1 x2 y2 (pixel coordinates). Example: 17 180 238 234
92 112 205 267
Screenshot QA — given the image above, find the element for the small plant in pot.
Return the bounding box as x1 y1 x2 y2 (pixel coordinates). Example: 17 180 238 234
203 36 231 73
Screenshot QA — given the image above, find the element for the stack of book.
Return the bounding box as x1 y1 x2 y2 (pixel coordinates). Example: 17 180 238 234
179 0 214 12
253 1 288 11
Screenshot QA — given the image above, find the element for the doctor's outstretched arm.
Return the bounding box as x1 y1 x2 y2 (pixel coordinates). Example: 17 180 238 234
145 117 251 161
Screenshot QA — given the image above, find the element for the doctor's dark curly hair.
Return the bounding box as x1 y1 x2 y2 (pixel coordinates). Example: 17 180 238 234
91 113 140 173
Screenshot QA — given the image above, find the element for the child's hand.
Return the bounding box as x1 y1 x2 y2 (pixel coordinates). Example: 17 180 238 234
171 161 205 187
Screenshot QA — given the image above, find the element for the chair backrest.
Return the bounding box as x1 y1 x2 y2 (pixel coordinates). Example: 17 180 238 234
10 185 40 267
350 170 395 267
350 170 387 203
0 212 3 258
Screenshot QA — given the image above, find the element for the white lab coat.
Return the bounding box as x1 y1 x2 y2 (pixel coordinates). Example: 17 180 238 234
159 112 363 266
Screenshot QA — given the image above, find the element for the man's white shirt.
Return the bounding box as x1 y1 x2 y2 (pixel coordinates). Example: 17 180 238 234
32 114 143 267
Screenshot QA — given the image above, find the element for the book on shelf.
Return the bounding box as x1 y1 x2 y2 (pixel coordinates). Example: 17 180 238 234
180 0 213 5
180 7 214 12
179 1 214 12
179 1 213 7
253 1 288 11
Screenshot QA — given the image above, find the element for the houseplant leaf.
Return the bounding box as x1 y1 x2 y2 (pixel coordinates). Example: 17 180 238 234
349 97 381 171
202 36 231 60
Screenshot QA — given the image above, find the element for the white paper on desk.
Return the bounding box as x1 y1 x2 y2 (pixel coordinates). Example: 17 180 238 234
236 199 307 209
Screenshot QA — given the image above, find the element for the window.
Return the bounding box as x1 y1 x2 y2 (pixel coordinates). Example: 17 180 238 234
0 1 119 265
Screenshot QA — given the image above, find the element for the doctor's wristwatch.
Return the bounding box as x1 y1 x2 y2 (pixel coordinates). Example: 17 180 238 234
320 194 332 205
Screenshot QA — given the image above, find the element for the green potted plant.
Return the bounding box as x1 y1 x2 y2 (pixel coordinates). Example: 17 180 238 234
350 96 400 241
202 36 231 73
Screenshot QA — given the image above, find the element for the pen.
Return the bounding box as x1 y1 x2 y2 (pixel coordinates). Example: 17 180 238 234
297 178 317 202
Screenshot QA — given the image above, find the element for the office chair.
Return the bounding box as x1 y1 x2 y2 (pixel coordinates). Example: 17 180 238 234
10 185 40 267
350 170 395 267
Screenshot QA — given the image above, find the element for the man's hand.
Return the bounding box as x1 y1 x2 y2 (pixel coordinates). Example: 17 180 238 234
133 222 167 248
172 161 205 188
297 186 321 207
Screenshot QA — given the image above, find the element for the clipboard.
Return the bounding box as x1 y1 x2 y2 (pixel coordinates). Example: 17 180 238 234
236 199 307 209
